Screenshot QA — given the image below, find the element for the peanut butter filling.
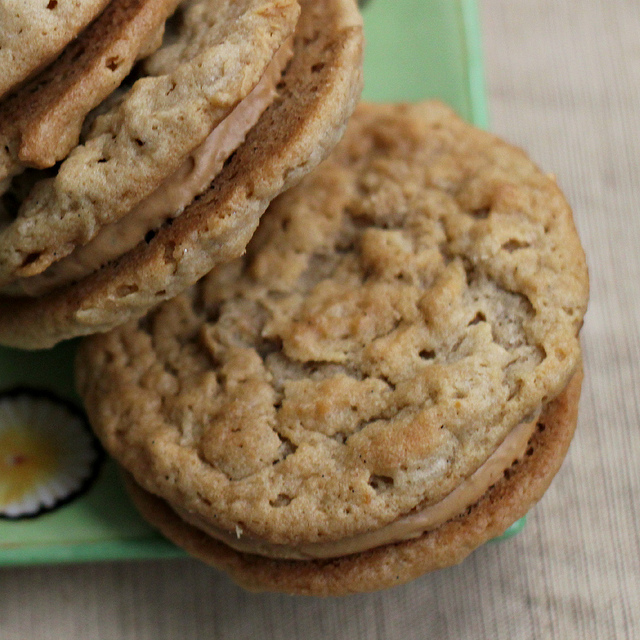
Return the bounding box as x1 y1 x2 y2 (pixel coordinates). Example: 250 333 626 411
170 416 538 560
3 39 293 298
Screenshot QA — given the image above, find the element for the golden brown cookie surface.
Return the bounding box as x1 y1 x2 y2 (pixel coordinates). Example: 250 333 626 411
124 369 583 596
0 0 111 100
76 102 588 554
0 0 364 348
0 0 181 178
0 0 300 283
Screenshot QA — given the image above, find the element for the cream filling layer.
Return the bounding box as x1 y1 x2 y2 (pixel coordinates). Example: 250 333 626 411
170 417 538 560
4 39 293 298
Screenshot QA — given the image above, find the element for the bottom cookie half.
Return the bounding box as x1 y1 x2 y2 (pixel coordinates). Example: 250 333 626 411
124 369 582 597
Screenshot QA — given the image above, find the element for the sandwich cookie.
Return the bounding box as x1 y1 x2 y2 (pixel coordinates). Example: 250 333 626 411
76 102 589 595
0 0 111 100
0 0 182 182
0 0 301 288
0 0 363 348
124 370 582 595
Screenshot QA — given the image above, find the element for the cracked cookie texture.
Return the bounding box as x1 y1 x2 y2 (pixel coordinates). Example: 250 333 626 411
124 369 583 595
77 101 589 548
0 0 363 348
0 0 300 283
0 0 111 100
0 0 181 179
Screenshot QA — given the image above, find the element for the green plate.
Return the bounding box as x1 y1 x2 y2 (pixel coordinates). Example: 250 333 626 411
0 0 517 566
362 0 488 127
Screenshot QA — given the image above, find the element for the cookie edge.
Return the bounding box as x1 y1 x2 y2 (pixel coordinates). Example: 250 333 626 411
123 367 583 597
0 0 364 350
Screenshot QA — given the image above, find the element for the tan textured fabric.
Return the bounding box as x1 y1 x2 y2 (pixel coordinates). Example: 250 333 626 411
0 0 637 637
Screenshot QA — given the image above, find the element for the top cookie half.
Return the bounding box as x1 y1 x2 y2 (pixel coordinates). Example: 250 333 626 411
77 101 589 549
0 0 300 283
0 0 182 177
0 0 364 348
0 0 112 99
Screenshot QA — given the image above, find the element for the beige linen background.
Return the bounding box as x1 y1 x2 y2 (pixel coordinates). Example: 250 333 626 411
1 0 638 638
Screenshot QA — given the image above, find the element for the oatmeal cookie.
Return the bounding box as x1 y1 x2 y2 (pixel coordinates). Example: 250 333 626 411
76 102 589 593
0 0 111 99
0 0 363 348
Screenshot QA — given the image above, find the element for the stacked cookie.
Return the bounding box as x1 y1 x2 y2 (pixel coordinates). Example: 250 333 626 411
0 0 363 347
77 102 588 595
1 3 588 596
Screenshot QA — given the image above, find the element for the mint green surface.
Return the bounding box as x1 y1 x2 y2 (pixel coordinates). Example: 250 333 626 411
0 341 182 563
496 517 527 541
362 0 488 128
0 340 77 400
0 460 180 563
0 0 520 567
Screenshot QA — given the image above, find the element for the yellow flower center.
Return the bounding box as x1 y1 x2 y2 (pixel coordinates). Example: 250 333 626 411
0 427 61 508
